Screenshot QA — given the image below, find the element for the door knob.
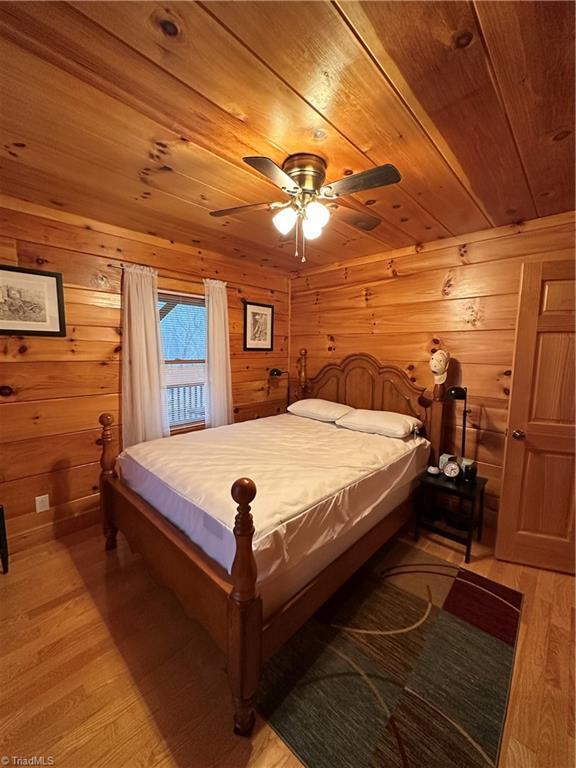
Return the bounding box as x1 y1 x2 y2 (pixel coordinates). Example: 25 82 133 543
512 429 526 440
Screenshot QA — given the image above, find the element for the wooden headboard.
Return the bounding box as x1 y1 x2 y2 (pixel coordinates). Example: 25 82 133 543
295 348 445 463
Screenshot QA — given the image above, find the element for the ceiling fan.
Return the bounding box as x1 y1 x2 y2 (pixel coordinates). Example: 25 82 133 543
209 153 401 261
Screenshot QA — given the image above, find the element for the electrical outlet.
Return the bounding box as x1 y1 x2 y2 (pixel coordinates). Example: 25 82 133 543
35 494 50 513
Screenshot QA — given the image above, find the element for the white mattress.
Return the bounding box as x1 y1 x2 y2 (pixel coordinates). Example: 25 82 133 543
118 414 429 616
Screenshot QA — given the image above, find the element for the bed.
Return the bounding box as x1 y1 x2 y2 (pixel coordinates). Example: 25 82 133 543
98 350 446 735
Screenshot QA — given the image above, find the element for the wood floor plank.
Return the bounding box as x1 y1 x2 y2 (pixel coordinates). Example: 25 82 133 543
0 526 573 768
504 737 538 768
52 644 226 768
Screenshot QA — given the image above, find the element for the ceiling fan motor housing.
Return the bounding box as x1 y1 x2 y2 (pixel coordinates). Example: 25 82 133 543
282 153 327 194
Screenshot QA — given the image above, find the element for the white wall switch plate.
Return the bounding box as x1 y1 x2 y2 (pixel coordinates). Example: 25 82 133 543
35 494 50 513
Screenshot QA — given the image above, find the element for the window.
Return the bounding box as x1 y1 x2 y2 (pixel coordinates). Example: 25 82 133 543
158 292 206 430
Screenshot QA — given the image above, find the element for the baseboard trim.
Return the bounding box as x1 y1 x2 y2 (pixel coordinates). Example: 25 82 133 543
9 506 100 553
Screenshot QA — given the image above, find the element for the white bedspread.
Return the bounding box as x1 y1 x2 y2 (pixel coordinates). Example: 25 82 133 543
118 413 429 615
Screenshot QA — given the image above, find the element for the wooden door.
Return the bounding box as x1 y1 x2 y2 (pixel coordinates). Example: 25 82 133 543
496 260 575 573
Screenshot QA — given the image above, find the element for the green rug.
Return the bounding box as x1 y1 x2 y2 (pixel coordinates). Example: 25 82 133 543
258 540 522 768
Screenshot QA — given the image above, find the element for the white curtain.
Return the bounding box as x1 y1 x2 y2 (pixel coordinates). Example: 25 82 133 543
122 265 169 447
203 278 233 428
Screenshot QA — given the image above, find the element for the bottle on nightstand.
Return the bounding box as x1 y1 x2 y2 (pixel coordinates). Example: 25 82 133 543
461 458 478 484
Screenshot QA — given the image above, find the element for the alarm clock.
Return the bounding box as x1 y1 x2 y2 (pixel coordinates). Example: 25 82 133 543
439 452 456 470
442 457 461 481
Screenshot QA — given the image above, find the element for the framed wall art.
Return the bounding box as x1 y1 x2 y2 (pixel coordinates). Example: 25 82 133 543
0 265 66 337
243 300 274 351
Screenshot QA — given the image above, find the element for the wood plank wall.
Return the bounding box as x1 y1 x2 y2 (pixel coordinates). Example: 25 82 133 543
0 198 289 551
290 211 576 522
2 199 573 550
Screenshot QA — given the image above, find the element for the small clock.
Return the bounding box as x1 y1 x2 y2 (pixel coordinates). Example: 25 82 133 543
443 459 461 481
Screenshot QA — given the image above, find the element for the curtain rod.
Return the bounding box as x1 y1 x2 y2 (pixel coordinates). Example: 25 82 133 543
107 262 160 273
108 263 204 299
107 262 154 270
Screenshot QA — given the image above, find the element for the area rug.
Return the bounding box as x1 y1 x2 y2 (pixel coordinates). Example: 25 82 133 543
257 540 523 768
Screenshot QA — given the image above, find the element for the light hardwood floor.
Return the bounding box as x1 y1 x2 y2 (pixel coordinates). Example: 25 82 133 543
0 525 573 768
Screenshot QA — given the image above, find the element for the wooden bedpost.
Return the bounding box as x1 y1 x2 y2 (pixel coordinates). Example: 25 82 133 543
429 383 445 466
98 413 118 551
296 347 308 399
228 477 262 736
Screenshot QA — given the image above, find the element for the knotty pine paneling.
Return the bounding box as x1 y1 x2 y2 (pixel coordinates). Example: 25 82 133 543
0 361 120 402
292 220 576 292
290 294 519 335
0 203 289 290
290 212 576 522
2 463 101 520
1 334 122 363
7 496 101 543
0 203 289 551
291 259 523 310
1 394 121 443
291 331 515 367
0 236 17 265
474 1 575 217
335 1 536 225
0 428 120 483
0 3 573 268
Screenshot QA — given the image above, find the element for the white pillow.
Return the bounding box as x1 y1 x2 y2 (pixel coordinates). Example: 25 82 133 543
287 398 354 422
335 408 422 438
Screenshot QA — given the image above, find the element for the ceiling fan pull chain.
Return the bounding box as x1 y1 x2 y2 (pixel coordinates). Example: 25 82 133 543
294 215 299 260
301 226 306 263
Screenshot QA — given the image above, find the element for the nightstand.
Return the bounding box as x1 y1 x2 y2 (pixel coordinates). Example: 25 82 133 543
414 473 487 564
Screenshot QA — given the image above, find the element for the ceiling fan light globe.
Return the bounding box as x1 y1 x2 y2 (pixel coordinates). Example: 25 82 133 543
302 219 323 240
272 206 297 235
305 201 330 228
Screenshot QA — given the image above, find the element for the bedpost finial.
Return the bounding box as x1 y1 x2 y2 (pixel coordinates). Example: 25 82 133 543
228 478 261 736
99 413 114 428
231 477 257 508
98 412 116 476
296 348 309 400
98 412 118 549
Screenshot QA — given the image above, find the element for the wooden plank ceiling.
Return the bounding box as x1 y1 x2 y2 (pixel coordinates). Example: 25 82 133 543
0 1 573 269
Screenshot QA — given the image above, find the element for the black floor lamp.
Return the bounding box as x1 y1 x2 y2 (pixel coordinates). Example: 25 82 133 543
445 386 469 459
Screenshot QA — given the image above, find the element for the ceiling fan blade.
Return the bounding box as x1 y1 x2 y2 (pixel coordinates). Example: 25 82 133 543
209 201 283 218
328 200 383 232
321 164 401 198
243 156 301 194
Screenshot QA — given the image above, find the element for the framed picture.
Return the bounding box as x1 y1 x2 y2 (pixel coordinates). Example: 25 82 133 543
243 300 274 351
0 265 66 337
